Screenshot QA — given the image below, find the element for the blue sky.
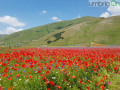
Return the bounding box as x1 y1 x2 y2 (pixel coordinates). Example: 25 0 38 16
0 0 120 34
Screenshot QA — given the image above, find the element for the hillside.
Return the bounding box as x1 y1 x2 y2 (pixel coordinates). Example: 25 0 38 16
29 16 120 46
0 16 120 46
0 16 97 46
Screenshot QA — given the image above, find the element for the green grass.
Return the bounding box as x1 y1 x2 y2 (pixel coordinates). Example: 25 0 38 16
110 74 120 90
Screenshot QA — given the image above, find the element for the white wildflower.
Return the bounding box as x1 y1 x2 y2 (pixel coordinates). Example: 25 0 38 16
52 77 56 79
14 83 17 86
26 79 29 82
67 83 69 85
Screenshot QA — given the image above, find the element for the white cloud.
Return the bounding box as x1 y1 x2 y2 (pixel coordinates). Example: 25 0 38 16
107 5 120 16
100 12 110 18
52 16 58 20
77 13 81 18
0 16 25 27
0 27 23 34
57 20 62 22
42 10 47 14
100 4 120 18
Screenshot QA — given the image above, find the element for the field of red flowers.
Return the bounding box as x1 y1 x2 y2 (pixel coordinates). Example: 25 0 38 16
0 48 120 90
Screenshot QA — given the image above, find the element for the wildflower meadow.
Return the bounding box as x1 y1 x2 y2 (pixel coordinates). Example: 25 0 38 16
0 47 120 90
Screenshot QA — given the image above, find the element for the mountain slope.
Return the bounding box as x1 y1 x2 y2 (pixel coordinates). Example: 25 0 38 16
0 16 97 46
0 16 120 46
29 16 120 46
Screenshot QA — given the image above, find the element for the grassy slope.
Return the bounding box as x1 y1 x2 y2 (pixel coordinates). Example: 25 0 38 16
29 19 100 46
89 16 120 45
0 16 96 46
0 16 120 46
30 16 120 46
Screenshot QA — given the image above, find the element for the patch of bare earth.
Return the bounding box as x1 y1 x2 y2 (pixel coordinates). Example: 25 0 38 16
91 42 107 47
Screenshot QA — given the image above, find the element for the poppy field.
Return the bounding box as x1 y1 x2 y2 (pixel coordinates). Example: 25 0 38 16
0 47 120 90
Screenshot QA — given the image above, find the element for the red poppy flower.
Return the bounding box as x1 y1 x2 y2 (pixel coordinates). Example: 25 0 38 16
9 73 12 75
47 88 50 90
16 74 20 78
93 69 97 72
30 64 34 68
2 63 7 66
42 77 46 81
96 82 100 86
103 75 108 80
46 71 50 75
87 86 90 90
11 86 14 89
114 67 118 70
100 79 104 82
14 64 19 67
108 68 110 71
49 81 54 85
40 74 43 77
80 79 83 84
88 80 91 83
4 67 9 73
2 74 7 77
37 70 41 73
24 76 27 78
72 76 76 78
45 81 49 84
29 71 31 74
8 77 12 80
56 85 61 89
29 75 33 79
101 84 105 90
0 87 4 90
22 64 26 68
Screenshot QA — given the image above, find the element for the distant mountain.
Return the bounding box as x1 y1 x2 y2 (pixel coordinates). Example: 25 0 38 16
0 34 7 38
0 16 120 46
